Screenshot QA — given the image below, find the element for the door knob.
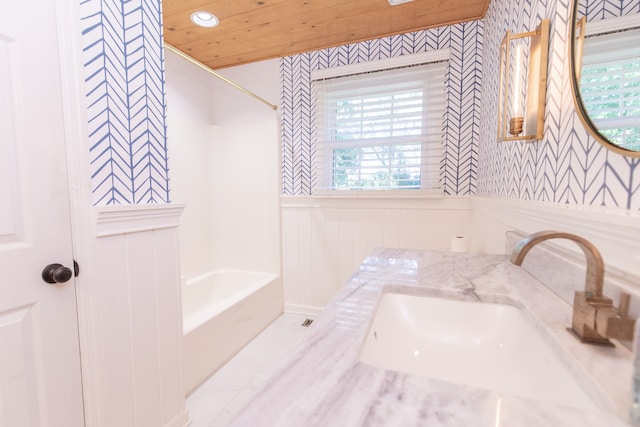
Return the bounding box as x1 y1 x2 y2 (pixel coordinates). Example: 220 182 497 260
42 263 73 284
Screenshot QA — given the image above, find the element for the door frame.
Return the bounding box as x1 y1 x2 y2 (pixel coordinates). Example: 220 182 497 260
54 3 190 426
54 1 105 424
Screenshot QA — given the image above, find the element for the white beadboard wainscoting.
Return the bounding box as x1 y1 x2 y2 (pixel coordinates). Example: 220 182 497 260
470 196 640 284
281 196 473 314
282 195 640 315
81 204 190 427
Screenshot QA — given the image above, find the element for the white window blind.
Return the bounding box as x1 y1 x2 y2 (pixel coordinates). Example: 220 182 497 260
581 27 640 150
311 60 447 192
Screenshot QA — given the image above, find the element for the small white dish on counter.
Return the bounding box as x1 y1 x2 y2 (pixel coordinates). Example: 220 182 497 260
358 288 613 412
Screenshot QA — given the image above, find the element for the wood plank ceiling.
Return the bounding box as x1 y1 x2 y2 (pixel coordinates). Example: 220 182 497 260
162 0 491 70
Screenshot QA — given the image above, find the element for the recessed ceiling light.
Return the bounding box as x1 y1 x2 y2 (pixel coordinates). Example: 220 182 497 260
388 0 414 5
190 11 219 28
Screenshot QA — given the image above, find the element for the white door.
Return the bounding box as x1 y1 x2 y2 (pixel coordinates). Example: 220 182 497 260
0 0 84 425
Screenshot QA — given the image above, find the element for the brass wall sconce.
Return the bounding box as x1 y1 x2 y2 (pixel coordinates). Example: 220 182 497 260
498 19 550 141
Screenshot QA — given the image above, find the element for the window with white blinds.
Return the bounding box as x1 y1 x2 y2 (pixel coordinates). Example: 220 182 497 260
581 27 640 150
311 59 447 193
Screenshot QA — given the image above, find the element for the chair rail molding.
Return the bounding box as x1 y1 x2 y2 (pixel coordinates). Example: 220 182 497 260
95 203 186 237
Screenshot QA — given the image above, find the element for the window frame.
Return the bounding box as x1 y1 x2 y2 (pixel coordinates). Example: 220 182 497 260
310 50 450 197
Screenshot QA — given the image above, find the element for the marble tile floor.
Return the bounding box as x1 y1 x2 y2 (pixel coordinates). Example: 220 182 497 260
185 312 315 427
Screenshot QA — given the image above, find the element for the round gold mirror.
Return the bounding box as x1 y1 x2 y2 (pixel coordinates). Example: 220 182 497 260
569 0 640 157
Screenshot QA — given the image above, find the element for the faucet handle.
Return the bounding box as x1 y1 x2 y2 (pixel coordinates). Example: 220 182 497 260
618 293 631 318
595 293 635 342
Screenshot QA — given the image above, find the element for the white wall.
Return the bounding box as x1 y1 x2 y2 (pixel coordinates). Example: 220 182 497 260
165 51 216 279
282 197 473 314
470 197 640 281
167 115 216 277
209 120 281 273
282 196 640 315
165 51 281 279
85 205 189 427
208 59 280 126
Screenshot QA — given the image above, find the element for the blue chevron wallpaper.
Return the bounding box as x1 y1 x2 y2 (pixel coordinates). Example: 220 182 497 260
81 0 169 205
280 22 483 196
580 0 640 18
281 0 639 210
477 0 640 210
76 0 638 210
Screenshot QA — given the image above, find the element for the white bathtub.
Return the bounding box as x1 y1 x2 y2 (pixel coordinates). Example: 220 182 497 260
182 269 283 395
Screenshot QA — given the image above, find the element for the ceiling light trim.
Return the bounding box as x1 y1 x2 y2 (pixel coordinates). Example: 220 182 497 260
190 11 219 28
388 0 415 5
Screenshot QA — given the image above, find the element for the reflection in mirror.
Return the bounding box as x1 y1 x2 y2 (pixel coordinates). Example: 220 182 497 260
570 0 640 156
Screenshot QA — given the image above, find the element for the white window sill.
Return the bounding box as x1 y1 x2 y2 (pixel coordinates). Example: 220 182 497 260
280 193 470 209
310 189 444 199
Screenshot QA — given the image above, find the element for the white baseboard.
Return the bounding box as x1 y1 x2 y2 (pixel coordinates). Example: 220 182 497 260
164 409 191 427
284 303 325 317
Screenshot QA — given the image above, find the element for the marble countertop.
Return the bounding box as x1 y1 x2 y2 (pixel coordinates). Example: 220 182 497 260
229 248 633 426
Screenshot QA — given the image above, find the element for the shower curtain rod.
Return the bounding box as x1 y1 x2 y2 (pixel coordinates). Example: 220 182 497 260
163 42 278 111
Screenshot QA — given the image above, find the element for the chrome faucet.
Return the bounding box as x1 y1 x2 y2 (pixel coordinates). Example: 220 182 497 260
510 230 634 346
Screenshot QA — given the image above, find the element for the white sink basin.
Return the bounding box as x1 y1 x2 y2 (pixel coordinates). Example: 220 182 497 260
359 291 607 411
